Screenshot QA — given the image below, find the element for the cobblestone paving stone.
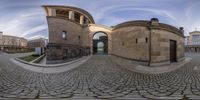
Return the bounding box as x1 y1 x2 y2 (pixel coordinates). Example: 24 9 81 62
0 53 200 99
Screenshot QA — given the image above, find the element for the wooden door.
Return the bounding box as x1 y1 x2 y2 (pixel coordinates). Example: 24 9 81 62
170 40 177 62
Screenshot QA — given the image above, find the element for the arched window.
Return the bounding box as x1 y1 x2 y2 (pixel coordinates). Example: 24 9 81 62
61 31 67 39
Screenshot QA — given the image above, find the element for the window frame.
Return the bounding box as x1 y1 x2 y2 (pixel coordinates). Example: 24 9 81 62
61 31 67 40
136 38 138 44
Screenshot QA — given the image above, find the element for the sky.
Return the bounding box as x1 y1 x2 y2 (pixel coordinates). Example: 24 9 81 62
93 32 107 40
0 0 200 40
93 32 107 47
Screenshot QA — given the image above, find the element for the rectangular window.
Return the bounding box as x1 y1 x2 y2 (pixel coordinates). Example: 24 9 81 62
136 38 138 44
61 31 67 40
122 41 124 46
78 36 80 44
84 17 88 24
74 12 80 22
56 9 69 18
146 38 148 43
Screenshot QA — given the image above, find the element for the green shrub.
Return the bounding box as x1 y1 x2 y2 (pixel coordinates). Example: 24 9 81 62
19 54 39 62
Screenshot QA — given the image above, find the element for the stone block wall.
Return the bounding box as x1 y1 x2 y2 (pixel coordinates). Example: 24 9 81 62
88 24 112 54
46 17 92 62
46 43 90 63
150 29 185 65
47 17 83 45
82 27 90 47
2 36 27 47
44 5 185 66
112 26 150 62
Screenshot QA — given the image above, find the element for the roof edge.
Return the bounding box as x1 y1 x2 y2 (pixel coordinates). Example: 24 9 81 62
42 5 95 24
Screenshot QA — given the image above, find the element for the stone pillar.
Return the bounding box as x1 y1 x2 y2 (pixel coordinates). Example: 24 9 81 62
49 8 56 16
85 19 89 24
69 11 74 20
89 33 93 55
80 15 84 25
179 27 184 35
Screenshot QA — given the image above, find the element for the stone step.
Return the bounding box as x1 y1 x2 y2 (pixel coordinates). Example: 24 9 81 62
113 95 147 100
186 94 200 100
144 95 183 100
54 94 73 98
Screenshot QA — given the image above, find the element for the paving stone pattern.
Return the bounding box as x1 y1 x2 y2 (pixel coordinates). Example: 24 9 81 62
0 53 200 99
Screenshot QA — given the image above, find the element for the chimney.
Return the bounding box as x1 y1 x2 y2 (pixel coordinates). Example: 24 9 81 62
150 18 159 26
179 27 184 34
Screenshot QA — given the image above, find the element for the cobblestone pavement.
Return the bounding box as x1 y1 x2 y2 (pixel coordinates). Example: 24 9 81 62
0 52 200 99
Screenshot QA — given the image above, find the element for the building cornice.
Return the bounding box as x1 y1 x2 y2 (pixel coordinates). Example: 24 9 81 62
42 5 95 24
112 20 184 38
3 35 27 41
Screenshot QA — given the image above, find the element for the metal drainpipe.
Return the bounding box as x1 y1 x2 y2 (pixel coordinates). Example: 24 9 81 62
148 27 152 66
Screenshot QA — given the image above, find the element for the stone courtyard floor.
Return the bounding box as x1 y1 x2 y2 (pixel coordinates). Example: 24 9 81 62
0 52 200 99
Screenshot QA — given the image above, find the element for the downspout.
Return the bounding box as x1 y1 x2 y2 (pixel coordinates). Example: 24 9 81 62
148 27 151 66
148 18 159 66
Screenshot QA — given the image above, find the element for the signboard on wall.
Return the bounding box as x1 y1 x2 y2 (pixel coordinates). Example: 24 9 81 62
35 47 42 55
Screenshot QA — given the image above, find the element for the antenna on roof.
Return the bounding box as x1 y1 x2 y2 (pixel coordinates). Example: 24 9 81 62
195 27 197 31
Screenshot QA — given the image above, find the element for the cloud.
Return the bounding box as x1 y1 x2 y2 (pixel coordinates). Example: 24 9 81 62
0 18 23 36
89 4 177 26
1 20 20 31
22 25 47 37
113 7 177 20
27 34 48 40
1 0 200 38
0 8 46 38
21 12 43 17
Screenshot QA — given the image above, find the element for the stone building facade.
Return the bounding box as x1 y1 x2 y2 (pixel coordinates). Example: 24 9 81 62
28 38 47 55
185 31 200 52
187 31 200 45
28 38 47 48
0 31 28 52
112 19 185 66
43 5 185 66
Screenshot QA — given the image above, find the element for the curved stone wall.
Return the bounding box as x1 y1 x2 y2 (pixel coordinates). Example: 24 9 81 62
43 5 95 25
47 17 83 45
112 26 150 62
150 28 185 65
43 5 185 66
111 19 185 66
46 17 91 62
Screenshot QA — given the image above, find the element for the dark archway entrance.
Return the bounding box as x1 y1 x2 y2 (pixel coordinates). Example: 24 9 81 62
93 32 108 54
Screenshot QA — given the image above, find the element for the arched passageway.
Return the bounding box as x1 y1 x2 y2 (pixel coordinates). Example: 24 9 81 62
92 32 108 55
